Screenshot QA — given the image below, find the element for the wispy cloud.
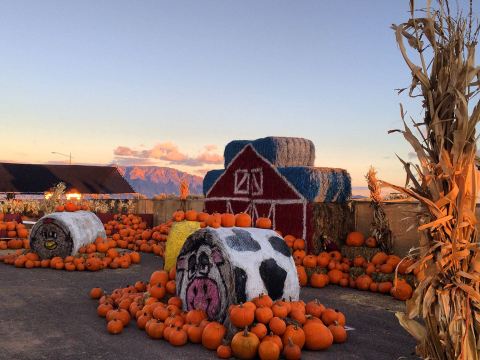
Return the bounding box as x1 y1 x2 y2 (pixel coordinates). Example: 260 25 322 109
113 142 223 168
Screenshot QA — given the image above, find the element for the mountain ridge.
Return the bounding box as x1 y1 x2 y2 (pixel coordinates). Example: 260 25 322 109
117 166 204 198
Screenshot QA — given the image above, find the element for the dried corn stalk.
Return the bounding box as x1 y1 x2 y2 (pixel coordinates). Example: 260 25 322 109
383 1 480 358
366 167 393 253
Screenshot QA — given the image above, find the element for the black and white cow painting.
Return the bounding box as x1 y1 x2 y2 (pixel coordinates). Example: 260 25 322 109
176 227 299 323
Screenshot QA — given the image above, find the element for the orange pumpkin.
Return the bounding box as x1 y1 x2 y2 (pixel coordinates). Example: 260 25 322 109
258 339 280 360
230 303 255 329
282 324 305 349
303 320 333 350
255 217 272 229
391 279 413 300
302 255 317 268
221 213 236 227
217 344 232 359
296 265 308 287
235 213 252 227
328 323 347 343
283 337 301 360
346 231 364 247
365 236 377 248
355 274 373 291
185 210 197 221
173 210 185 222
231 328 260 360
310 273 329 288
371 252 389 266
202 322 226 350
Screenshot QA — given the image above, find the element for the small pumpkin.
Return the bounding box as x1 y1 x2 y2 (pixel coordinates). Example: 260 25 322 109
217 343 232 359
185 209 197 221
365 236 377 248
346 231 364 247
250 322 268 340
255 306 274 324
231 328 260 360
169 327 188 346
230 303 255 329
202 321 227 350
221 213 236 227
391 279 413 301
328 322 347 343
283 337 301 360
255 217 272 229
107 319 124 334
296 265 308 287
235 213 252 227
258 339 280 360
268 317 286 336
371 252 389 266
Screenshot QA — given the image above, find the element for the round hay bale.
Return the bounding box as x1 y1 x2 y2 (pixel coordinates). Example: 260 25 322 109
29 211 106 259
224 137 315 168
176 227 299 323
163 221 201 272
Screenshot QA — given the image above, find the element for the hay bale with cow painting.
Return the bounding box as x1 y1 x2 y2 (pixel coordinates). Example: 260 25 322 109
175 227 299 324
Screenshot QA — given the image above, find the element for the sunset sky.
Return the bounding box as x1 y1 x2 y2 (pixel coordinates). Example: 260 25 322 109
2 1 475 187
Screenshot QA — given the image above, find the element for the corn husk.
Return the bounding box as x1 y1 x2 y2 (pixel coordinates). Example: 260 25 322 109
384 1 480 358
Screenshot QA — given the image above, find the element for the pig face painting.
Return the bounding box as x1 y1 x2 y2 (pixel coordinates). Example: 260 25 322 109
176 238 234 322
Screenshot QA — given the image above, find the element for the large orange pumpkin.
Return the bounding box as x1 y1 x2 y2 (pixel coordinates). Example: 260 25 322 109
303 321 333 350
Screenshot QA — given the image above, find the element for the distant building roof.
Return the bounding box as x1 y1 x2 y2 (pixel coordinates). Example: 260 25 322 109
0 163 135 194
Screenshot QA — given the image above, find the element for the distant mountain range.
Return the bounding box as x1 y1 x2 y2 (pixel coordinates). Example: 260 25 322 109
117 166 203 198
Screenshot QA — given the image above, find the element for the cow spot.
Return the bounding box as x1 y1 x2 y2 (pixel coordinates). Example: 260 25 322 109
268 236 291 257
234 267 248 303
259 258 287 300
226 229 261 252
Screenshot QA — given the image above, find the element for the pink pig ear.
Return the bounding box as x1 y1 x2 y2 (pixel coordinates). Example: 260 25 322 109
211 249 224 265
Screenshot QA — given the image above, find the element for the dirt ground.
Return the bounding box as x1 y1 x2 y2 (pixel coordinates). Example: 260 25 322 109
0 253 418 360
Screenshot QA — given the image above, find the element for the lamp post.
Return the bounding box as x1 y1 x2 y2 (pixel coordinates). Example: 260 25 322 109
51 151 72 165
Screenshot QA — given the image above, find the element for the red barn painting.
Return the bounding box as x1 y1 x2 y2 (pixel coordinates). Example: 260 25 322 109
203 137 351 251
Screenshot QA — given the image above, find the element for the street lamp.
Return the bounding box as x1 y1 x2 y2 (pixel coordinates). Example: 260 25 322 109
51 151 72 165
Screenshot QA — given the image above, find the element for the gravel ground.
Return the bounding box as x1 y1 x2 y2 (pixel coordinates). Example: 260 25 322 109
0 253 418 360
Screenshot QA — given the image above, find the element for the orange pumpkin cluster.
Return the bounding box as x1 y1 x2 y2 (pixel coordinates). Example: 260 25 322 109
92 271 348 360
172 209 273 230
295 248 414 301
54 202 90 212
0 237 141 271
0 217 30 250
103 214 169 256
345 231 378 248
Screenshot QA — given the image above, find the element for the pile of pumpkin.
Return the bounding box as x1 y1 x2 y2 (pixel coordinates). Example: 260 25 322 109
54 201 90 213
0 236 141 271
0 217 30 250
171 209 273 230
103 214 168 257
294 247 415 301
92 269 348 360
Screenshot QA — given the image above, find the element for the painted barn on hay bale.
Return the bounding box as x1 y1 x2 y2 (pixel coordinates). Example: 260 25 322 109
203 137 353 252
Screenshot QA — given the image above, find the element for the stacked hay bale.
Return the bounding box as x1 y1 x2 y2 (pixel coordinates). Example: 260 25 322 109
203 136 352 252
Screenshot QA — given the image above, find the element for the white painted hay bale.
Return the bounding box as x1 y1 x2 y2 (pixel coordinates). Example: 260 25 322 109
176 227 299 323
29 211 106 259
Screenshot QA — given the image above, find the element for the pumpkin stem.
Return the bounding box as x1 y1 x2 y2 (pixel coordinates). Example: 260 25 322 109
287 337 294 347
243 327 249 337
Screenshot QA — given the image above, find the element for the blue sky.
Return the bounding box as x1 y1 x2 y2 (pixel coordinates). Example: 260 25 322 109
1 0 473 186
